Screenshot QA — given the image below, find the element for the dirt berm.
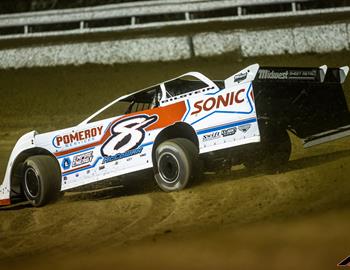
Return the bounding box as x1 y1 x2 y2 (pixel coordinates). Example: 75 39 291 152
0 52 350 270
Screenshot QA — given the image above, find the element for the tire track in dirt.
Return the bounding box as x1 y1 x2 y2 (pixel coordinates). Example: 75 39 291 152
0 195 152 259
0 51 350 270
1 139 350 266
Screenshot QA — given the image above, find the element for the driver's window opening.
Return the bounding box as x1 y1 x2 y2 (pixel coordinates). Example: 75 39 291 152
164 75 209 97
126 86 161 114
128 102 152 113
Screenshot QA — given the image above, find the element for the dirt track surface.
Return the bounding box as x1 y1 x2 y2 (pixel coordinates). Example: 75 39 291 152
1 52 350 269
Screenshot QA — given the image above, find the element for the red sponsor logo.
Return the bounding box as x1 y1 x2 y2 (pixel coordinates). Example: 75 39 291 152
53 126 103 148
191 89 245 115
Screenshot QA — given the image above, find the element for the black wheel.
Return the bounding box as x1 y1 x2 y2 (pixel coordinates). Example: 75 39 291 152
22 155 61 207
243 121 291 171
154 138 199 192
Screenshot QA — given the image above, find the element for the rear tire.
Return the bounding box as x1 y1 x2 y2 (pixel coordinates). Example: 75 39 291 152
154 138 198 192
22 155 61 207
243 122 291 171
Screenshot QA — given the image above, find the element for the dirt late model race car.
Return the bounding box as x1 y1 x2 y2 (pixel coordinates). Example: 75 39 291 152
0 64 349 207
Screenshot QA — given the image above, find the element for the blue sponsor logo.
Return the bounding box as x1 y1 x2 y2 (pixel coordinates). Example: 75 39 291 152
61 157 71 170
102 148 143 164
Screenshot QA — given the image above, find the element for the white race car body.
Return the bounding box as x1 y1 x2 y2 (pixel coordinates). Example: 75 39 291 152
0 64 260 205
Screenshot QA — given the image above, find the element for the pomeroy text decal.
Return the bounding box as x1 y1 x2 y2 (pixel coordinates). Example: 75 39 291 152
101 114 158 158
53 126 103 148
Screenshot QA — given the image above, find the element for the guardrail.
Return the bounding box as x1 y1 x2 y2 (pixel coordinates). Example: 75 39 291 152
0 0 349 39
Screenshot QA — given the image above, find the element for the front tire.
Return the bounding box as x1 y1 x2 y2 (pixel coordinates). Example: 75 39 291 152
22 155 61 207
154 138 198 192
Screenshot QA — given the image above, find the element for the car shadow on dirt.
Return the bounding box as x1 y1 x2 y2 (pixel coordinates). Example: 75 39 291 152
62 169 158 203
198 148 350 186
57 148 350 204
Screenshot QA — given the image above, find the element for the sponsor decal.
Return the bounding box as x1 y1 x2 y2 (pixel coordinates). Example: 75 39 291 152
259 70 288 80
191 89 245 115
289 69 317 80
203 127 237 142
259 69 318 81
203 131 221 142
221 127 237 137
72 151 94 167
238 124 251 133
101 114 158 158
103 148 143 164
61 157 71 170
53 126 103 148
234 72 248 83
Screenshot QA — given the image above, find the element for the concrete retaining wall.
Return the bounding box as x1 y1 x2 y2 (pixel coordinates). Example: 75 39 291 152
0 37 191 69
0 22 349 69
193 23 350 57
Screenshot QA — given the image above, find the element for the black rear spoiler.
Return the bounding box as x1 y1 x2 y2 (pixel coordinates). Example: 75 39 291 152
252 64 350 148
257 66 349 84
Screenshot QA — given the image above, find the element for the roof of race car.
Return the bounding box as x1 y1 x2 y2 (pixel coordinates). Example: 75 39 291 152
116 71 214 102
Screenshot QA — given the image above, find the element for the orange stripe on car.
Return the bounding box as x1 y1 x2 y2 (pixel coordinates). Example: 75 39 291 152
54 101 186 157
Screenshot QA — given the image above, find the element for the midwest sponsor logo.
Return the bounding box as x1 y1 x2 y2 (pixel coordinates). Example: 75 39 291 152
289 69 317 80
102 147 143 163
259 69 288 80
53 126 103 148
191 89 246 115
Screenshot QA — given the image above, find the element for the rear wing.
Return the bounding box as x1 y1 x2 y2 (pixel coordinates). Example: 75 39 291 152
252 65 350 148
257 66 349 84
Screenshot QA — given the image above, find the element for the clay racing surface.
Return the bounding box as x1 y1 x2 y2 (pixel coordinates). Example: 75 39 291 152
1 52 350 269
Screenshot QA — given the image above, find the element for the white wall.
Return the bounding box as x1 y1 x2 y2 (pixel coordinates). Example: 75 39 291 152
0 22 349 69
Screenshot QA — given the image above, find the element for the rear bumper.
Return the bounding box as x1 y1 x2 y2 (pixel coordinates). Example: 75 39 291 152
0 198 11 206
0 130 37 207
0 181 11 206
